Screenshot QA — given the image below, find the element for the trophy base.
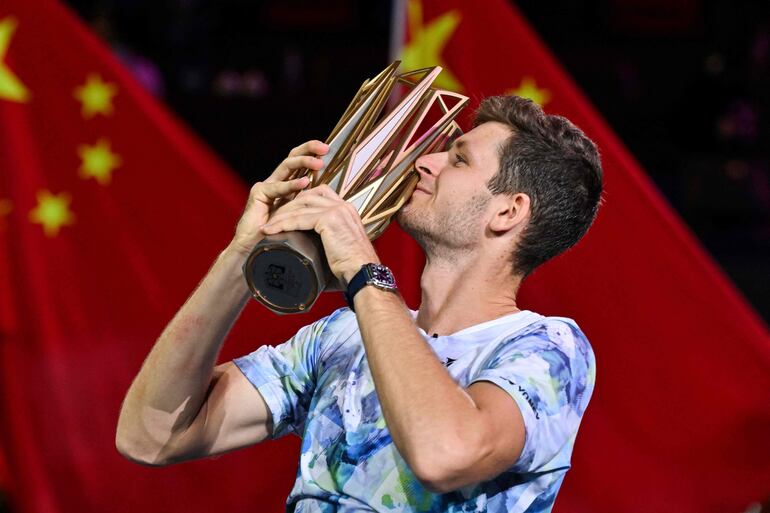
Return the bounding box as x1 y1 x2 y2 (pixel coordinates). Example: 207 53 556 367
243 232 331 314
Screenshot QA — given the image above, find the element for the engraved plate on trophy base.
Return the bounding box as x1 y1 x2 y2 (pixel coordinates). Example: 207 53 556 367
243 232 330 314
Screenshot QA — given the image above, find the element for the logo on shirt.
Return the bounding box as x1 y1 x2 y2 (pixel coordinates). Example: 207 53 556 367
503 378 540 419
443 357 457 367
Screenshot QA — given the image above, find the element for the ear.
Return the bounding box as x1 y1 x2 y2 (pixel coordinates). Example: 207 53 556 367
488 193 530 234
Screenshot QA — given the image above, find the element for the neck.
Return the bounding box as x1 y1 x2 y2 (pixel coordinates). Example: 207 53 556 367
416 249 522 336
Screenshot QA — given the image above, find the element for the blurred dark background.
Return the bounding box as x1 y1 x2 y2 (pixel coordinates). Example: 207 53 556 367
63 0 770 323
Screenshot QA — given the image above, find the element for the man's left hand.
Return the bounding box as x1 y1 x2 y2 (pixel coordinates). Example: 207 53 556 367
260 184 380 285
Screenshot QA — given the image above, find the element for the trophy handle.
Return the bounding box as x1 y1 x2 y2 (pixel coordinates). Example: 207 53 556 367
243 232 332 314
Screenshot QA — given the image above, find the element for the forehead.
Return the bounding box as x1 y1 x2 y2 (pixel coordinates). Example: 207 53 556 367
466 121 513 141
453 121 512 167
454 121 512 152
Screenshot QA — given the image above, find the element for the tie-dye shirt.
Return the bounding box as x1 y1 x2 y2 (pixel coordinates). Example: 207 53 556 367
234 307 595 513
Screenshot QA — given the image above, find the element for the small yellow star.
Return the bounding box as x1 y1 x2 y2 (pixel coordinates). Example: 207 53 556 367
508 77 551 107
78 138 122 184
398 0 463 92
73 73 117 118
29 190 75 237
0 17 30 103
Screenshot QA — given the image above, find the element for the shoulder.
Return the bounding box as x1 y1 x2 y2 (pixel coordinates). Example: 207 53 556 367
314 306 356 333
317 306 358 338
312 307 362 363
482 316 596 392
293 306 357 342
476 315 596 424
499 316 593 362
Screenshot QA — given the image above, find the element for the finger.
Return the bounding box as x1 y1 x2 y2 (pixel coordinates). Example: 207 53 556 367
288 140 330 158
261 212 323 234
269 156 324 182
258 176 310 201
265 206 326 227
274 192 340 215
309 183 342 200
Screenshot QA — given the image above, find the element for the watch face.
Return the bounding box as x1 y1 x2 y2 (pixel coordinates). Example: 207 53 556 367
368 264 396 289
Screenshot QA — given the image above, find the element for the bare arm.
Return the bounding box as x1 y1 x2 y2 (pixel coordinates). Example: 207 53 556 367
115 245 269 465
353 288 526 493
115 141 329 466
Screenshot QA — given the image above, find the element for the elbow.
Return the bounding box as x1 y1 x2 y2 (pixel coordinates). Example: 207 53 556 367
412 469 455 494
410 456 463 494
115 435 166 467
408 442 487 494
115 426 175 467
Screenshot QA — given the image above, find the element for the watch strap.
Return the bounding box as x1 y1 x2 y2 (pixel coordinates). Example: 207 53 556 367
344 264 396 311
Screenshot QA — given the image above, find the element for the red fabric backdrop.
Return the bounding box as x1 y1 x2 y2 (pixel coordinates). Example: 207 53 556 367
395 1 770 512
0 0 348 511
0 0 768 513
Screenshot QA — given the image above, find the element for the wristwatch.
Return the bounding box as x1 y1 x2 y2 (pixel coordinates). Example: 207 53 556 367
344 263 397 311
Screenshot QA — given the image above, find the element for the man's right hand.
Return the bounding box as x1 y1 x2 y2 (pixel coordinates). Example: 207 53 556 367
230 140 329 256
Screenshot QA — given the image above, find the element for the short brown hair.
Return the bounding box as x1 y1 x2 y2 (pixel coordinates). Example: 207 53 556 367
474 95 603 277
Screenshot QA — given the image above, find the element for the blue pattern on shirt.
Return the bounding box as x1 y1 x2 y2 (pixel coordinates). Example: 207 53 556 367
234 308 595 512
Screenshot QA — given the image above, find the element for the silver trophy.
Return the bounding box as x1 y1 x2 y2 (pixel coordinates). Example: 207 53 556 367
243 61 469 314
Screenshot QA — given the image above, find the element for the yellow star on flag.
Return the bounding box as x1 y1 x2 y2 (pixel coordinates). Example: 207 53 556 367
398 0 463 92
29 190 75 237
73 73 117 118
508 76 551 107
0 17 30 103
78 138 122 184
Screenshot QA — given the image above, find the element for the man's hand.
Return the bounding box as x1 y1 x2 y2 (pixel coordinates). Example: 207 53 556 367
230 140 328 256
260 185 380 285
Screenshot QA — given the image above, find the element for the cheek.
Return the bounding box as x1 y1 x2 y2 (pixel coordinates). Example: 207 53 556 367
437 174 478 205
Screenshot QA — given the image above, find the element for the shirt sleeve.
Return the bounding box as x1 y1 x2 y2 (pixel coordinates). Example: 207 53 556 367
232 311 339 439
469 319 596 473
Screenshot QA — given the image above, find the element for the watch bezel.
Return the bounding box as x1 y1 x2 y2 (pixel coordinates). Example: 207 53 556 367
364 263 397 291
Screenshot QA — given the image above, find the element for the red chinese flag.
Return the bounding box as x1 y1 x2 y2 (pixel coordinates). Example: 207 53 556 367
394 0 770 512
0 0 400 512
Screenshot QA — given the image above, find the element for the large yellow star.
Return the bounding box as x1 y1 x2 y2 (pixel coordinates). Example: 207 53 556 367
0 17 30 103
73 73 117 118
78 138 122 184
398 0 462 92
508 77 551 107
29 190 75 237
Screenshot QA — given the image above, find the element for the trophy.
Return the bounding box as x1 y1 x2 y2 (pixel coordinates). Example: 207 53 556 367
243 61 469 314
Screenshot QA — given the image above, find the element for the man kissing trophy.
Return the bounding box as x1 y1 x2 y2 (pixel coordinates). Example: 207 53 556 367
243 61 468 314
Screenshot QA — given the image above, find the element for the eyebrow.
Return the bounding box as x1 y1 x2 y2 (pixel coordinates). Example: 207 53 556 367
450 138 474 161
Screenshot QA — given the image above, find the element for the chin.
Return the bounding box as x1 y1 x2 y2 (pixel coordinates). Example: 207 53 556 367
396 207 431 245
396 200 416 220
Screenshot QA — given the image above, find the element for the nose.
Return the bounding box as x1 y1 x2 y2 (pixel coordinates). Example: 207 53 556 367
414 151 445 178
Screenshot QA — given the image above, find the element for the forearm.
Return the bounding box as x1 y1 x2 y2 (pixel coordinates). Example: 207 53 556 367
116 244 251 458
353 288 486 483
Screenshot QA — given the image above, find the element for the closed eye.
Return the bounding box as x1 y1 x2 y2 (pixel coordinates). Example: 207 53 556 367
453 153 467 166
